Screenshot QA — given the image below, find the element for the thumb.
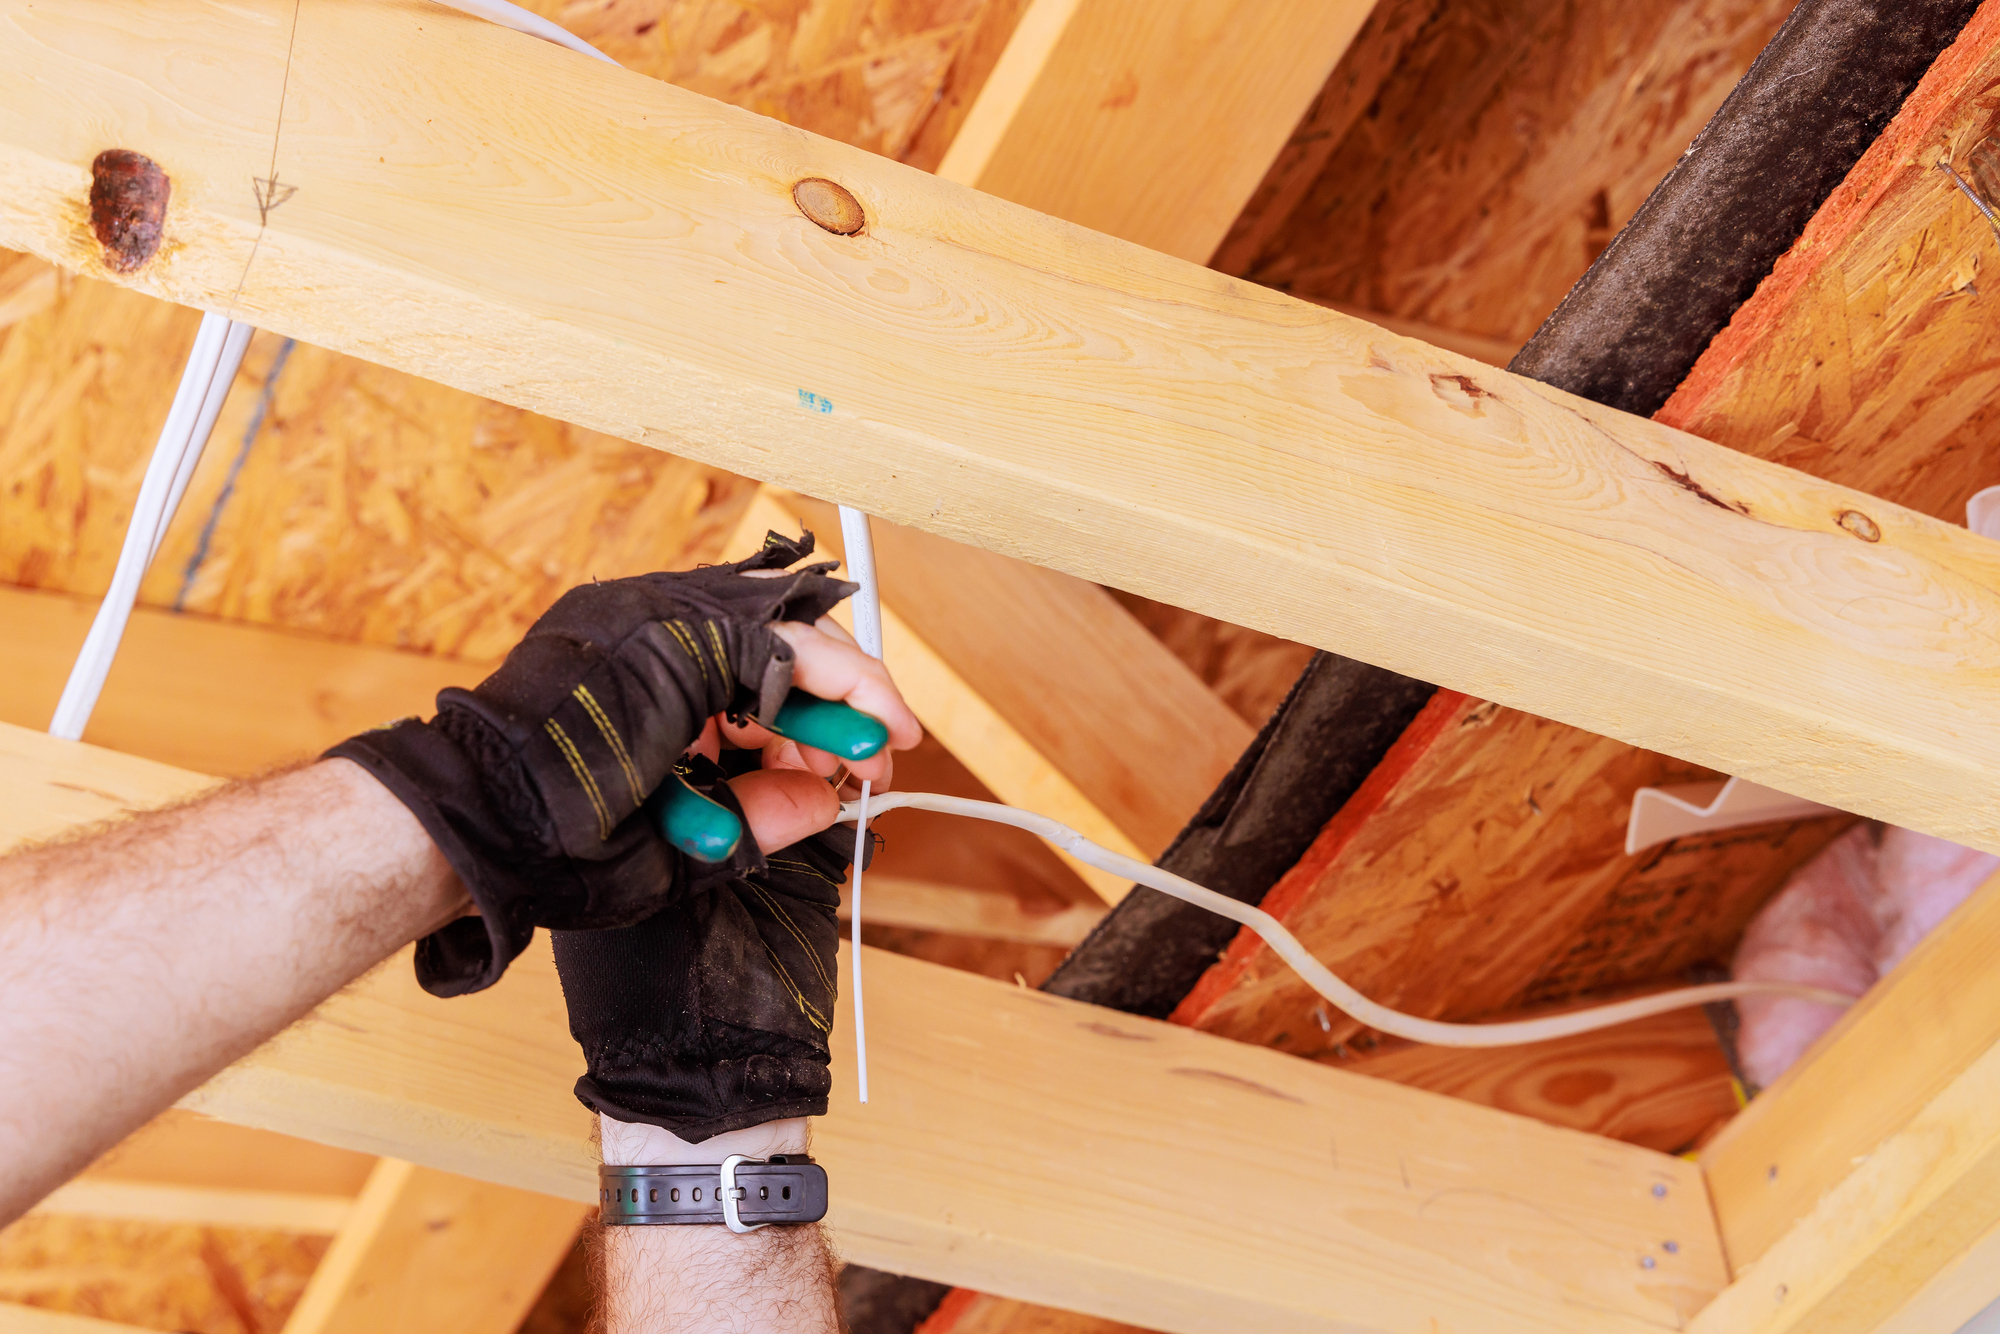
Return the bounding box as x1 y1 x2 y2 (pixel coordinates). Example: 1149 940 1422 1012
727 768 839 855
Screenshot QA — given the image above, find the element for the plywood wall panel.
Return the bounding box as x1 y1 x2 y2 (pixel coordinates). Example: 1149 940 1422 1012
1217 0 1799 342
1174 693 1851 1057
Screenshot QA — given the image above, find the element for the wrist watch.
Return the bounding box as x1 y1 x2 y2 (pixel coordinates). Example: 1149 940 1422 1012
599 1154 827 1233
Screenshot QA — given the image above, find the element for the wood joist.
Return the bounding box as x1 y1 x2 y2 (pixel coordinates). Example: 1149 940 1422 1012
3 0 1999 852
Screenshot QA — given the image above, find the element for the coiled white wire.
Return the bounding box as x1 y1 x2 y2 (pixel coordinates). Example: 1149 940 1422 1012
840 791 1851 1047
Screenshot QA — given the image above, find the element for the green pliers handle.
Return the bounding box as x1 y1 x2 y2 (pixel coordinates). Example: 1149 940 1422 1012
653 691 888 862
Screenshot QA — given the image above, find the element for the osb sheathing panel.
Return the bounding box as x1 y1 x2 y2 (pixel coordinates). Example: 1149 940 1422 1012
1658 0 2000 528
0 1215 325 1334
0 264 752 659
513 0 1017 167
1215 0 1801 342
1173 692 1852 1057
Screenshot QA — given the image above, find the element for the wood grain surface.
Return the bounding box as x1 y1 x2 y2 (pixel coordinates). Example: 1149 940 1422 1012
941 0 1377 261
4 0 1997 850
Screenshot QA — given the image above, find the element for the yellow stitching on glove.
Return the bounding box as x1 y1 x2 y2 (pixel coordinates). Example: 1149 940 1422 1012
544 718 613 841
573 685 643 806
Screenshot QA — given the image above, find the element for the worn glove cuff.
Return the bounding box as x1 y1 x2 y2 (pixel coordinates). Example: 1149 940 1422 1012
328 713 568 996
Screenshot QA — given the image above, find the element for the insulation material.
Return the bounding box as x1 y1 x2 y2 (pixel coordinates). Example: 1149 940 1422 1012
1733 825 2000 1089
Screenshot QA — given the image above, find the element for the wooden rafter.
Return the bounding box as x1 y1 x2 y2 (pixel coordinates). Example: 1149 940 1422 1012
936 0 1378 262
280 1158 585 1334
2 0 1997 852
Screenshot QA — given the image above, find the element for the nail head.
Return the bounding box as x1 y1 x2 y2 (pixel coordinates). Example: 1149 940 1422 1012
90 149 171 273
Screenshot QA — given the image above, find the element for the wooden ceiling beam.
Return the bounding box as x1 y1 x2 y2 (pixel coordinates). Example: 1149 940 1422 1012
936 0 1379 262
4 0 1997 852
279 1158 586 1334
0 723 1730 1334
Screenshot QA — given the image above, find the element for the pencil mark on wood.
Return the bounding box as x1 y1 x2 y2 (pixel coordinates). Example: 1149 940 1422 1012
253 174 297 223
89 150 170 273
49 780 131 804
1078 1021 1154 1041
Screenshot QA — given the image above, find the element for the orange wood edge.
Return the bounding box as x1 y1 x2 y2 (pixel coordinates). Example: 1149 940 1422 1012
912 1286 985 1334
1166 688 1472 1029
1657 0 2000 429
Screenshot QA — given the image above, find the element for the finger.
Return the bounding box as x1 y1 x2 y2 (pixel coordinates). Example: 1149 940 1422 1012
719 714 772 751
813 615 858 648
763 736 842 779
685 716 722 761
770 621 923 753
729 768 839 852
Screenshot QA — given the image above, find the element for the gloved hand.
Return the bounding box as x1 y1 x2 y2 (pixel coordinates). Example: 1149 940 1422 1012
552 752 864 1140
327 533 856 997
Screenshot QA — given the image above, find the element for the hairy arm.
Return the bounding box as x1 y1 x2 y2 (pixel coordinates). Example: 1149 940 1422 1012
0 759 466 1223
596 1116 839 1334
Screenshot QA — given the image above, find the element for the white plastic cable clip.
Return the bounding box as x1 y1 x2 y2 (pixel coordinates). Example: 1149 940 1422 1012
719 1154 768 1234
1625 776 1839 856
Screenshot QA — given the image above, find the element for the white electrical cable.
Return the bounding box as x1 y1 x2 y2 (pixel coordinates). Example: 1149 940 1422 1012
837 506 884 1104
50 314 254 741
841 791 1853 1048
433 0 618 63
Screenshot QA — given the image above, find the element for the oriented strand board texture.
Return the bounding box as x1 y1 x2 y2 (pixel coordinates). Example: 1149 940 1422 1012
1173 692 1851 1055
0 252 751 659
514 0 1009 165
1215 0 1799 342
1658 0 2000 526
0 1216 324 1334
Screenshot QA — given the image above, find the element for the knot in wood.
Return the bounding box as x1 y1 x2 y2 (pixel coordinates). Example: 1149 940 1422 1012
1837 509 1881 542
89 149 171 274
793 178 865 236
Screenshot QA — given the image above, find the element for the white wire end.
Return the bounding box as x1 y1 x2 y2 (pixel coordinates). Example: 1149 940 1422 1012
849 778 871 1104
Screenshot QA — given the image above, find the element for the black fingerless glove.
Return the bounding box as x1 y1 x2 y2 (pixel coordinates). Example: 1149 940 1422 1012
327 533 854 997
551 759 864 1141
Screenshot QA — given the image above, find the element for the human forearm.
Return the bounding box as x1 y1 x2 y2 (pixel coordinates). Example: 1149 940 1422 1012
596 1117 838 1334
0 759 465 1221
